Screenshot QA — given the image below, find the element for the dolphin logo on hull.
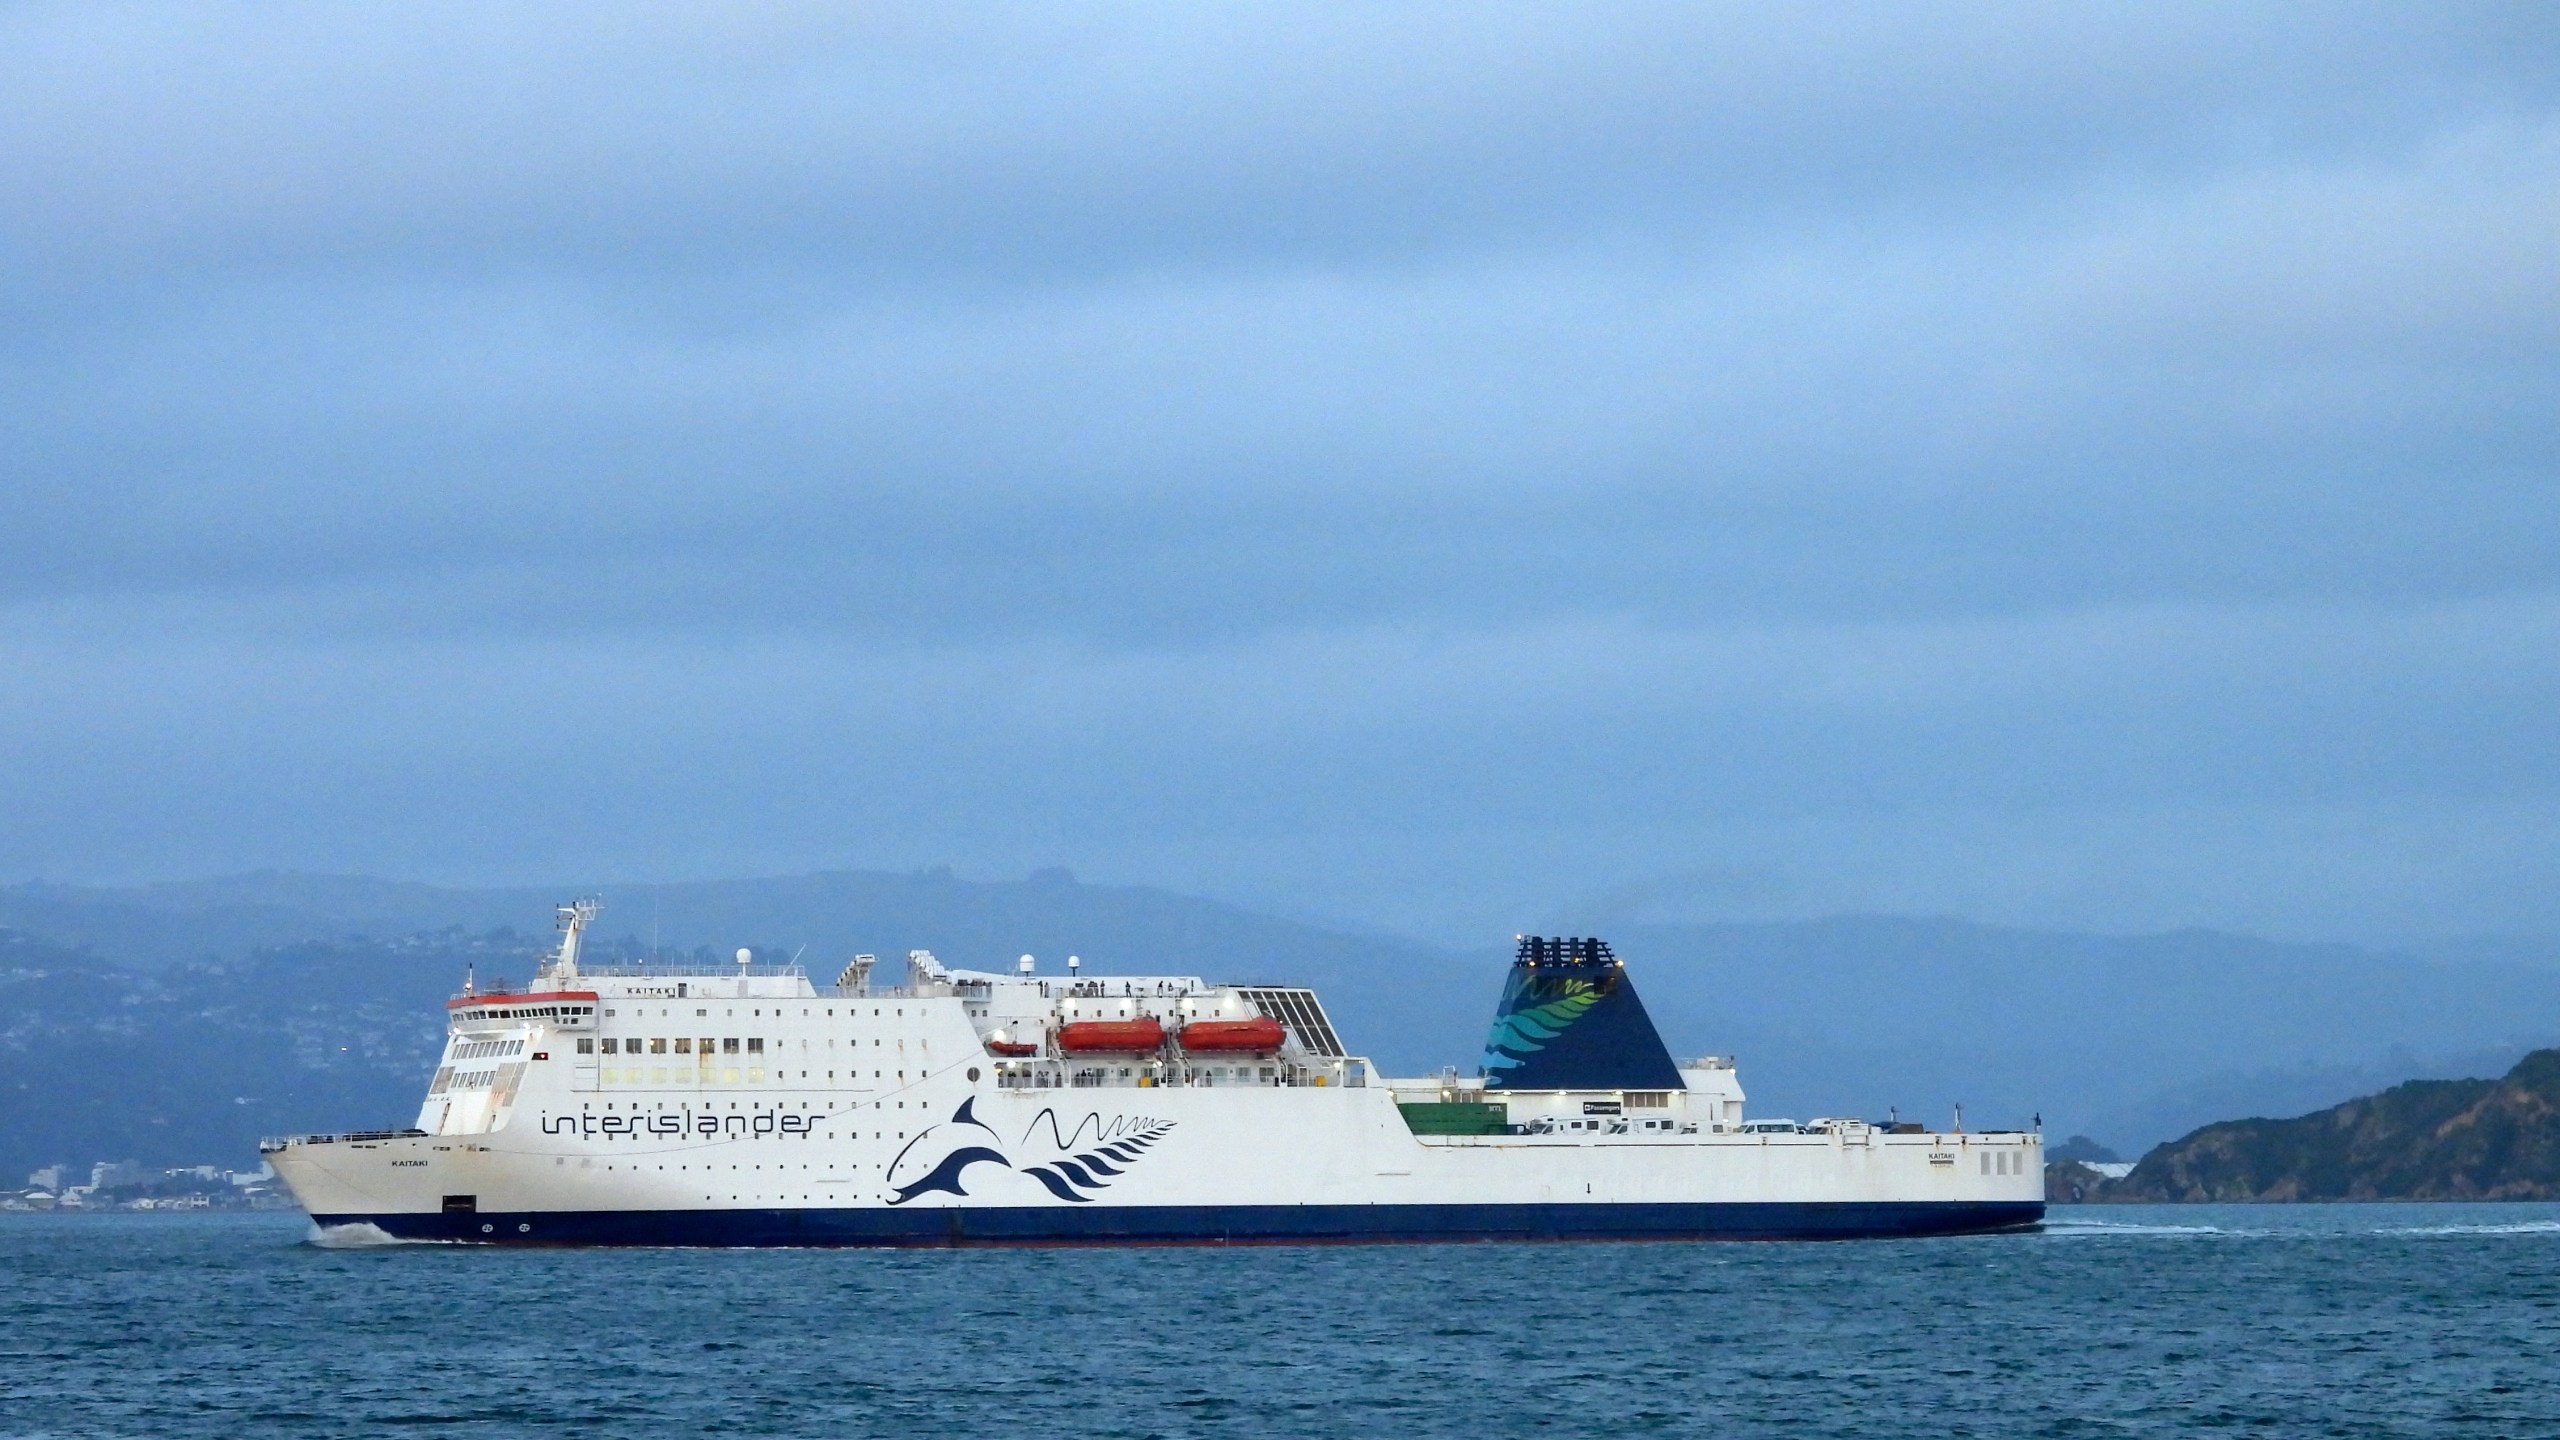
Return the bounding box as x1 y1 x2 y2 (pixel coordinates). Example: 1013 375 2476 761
888 1145 1009 1204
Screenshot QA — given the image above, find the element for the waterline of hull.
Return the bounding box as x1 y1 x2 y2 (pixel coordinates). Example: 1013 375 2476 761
314 1199 2046 1247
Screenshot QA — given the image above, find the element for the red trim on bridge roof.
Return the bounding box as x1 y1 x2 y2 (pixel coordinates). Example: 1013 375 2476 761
446 991 601 1010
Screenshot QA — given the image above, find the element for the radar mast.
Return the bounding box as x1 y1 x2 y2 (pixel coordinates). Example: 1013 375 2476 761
544 898 600 980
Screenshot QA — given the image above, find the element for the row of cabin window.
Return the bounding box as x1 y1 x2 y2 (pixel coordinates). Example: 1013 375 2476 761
575 1037 764 1056
451 1039 524 1060
603 1007 908 1019
1979 1150 2026 1175
426 1066 503 1093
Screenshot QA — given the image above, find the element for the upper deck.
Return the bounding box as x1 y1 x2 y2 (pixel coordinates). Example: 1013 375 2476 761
419 903 1369 1123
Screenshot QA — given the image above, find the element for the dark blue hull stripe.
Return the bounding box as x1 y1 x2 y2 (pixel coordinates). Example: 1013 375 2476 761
317 1200 2046 1246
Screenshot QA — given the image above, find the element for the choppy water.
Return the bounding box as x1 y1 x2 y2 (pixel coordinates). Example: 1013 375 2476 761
5 1205 2559 1438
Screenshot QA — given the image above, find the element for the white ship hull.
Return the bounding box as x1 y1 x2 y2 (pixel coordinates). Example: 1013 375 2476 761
268 915 2043 1245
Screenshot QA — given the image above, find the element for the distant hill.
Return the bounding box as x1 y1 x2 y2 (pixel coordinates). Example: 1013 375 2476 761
6 870 2560 1177
0 867 1495 1066
2110 1050 2560 1201
1585 918 2560 1149
0 928 485 1182
0 870 1492 1179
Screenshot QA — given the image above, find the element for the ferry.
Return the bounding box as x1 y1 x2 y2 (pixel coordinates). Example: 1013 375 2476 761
267 901 2044 1244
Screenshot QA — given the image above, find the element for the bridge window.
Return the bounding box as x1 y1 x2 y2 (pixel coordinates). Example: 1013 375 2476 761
649 1038 667 1054
746 1038 763 1054
674 1038 693 1054
723 1038 740 1054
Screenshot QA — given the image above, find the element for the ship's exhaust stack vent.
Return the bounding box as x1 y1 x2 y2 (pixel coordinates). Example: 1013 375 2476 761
1482 934 1681 1091
1517 935 1615 967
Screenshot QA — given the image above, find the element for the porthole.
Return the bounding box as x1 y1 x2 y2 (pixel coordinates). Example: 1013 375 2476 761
967 1067 980 1082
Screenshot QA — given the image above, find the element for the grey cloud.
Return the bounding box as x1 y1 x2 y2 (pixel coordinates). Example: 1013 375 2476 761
5 595 2552 907
4 4 2552 284
1 1 2554 944
8 205 2553 642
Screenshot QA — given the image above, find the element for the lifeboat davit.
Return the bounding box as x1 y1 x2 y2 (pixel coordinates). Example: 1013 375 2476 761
1055 1017 1166 1054
983 1036 1040 1057
1179 1017 1286 1053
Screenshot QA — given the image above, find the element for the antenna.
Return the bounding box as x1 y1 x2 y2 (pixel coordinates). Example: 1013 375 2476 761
1018 954 1035 976
1068 954 1081 977
736 947 752 968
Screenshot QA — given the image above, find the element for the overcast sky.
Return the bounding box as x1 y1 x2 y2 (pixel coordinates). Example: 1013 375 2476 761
3 2 2555 944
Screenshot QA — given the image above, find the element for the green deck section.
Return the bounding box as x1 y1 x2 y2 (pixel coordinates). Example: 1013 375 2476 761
1397 1101 1510 1135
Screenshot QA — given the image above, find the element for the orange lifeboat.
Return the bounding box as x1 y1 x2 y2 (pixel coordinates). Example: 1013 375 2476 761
983 1036 1040 1057
1055 1017 1166 1054
1179 1017 1286 1053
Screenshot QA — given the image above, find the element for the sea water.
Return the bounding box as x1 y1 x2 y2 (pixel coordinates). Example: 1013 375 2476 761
4 1205 2557 1438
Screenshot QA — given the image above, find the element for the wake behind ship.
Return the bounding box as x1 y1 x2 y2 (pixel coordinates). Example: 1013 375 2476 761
267 903 2043 1244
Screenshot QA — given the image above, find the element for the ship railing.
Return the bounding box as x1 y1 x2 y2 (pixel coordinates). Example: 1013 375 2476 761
259 1128 428 1153
474 969 930 999
572 963 809 979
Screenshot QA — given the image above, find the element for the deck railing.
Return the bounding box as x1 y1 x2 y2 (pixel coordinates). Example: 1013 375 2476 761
258 1128 427 1152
